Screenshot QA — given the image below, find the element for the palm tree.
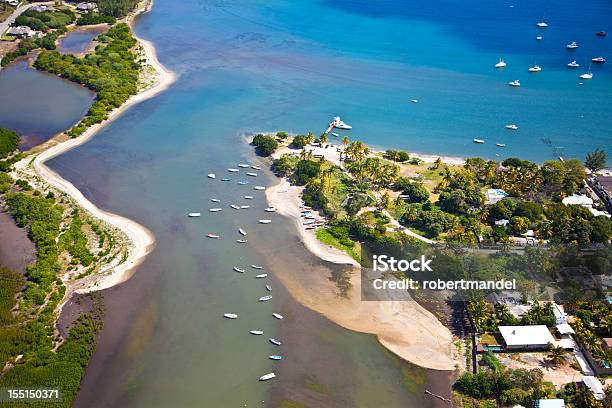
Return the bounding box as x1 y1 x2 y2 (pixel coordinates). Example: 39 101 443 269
547 346 567 367
320 133 329 145
306 132 315 145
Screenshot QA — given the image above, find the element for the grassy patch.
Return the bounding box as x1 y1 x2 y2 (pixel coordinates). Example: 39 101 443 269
316 228 361 263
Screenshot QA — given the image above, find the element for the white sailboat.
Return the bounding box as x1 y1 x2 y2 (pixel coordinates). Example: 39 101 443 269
494 58 507 68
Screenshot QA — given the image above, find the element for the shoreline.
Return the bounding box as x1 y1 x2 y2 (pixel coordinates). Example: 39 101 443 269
13 0 175 307
264 151 458 371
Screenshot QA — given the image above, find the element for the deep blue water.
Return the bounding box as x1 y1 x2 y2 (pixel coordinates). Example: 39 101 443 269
134 0 611 162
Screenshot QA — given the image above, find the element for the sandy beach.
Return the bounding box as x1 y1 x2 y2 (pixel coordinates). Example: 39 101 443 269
12 0 175 302
264 153 457 370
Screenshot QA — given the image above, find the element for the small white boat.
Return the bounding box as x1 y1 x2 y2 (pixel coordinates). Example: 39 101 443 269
272 313 283 320
536 36 543 40
508 80 520 87
259 219 272 224
246 172 258 177
221 178 231 182
233 266 246 273
230 204 240 210
259 295 273 302
592 57 606 63
209 208 223 212
238 164 250 168
238 181 249 185
223 313 238 319
251 265 263 269
505 124 518 130
566 41 578 49
494 58 507 68
240 205 250 209
244 195 254 199
253 186 266 191
580 72 593 79
473 139 485 144
211 198 220 203
250 330 264 335
264 207 276 212
331 132 339 137
528 65 542 72
256 274 268 278
410 99 419 103
239 228 247 236
567 60 580 68
207 234 220 239
331 116 352 129
207 173 216 179
236 239 248 243
269 338 281 346
269 355 282 360
251 165 262 170
266 285 272 292
496 143 506 147
228 168 240 172
259 373 276 381
188 212 201 217
536 21 548 28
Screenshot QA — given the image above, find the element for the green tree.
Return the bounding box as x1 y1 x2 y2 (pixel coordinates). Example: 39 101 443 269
585 149 607 173
546 346 567 367
0 127 19 159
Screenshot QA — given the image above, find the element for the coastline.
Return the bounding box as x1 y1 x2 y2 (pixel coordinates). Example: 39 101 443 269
12 0 175 304
264 148 458 371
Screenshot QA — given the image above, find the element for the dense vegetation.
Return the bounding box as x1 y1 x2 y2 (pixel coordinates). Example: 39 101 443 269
34 23 140 137
252 133 278 156
0 128 20 159
97 0 139 17
15 8 75 32
76 12 117 26
0 28 67 67
59 211 94 267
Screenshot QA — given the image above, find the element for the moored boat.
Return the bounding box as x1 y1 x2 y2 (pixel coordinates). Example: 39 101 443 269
230 204 240 209
259 373 276 381
251 165 262 170
596 31 606 37
473 139 485 144
269 338 281 345
246 172 258 177
244 195 253 199
209 208 222 212
494 58 507 68
240 205 250 209
269 355 282 360
259 295 273 302
250 330 264 335
207 234 220 239
238 164 250 168
331 116 352 129
536 21 548 28
211 198 220 202
528 65 542 72
236 239 248 243
566 41 578 49
256 274 268 278
259 219 272 224
264 207 276 212
207 173 216 179
580 72 593 79
266 285 272 291
567 60 580 68
233 266 246 273
253 186 266 190
272 313 283 320
505 124 518 130
228 168 239 172
188 212 201 217
508 80 520 87
496 143 506 147
239 228 247 236
592 57 606 63
238 181 249 185
223 313 238 319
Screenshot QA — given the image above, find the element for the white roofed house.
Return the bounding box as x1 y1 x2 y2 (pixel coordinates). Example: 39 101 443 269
498 325 556 350
581 375 605 400
6 26 36 38
75 2 97 12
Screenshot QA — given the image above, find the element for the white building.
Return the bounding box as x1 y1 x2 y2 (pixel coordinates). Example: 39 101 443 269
499 325 555 350
486 188 509 204
582 376 605 400
6 26 36 38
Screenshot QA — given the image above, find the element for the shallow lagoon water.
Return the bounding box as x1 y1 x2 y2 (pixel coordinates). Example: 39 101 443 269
0 60 95 149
